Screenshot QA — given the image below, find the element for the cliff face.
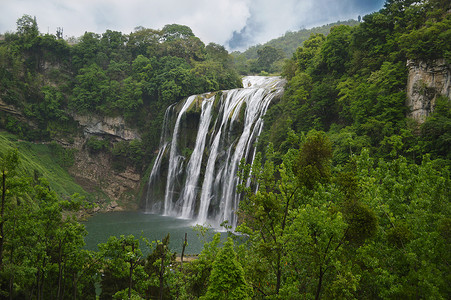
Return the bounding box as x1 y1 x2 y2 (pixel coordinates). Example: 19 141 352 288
69 114 142 209
73 114 141 141
0 99 143 209
406 59 451 123
68 136 141 210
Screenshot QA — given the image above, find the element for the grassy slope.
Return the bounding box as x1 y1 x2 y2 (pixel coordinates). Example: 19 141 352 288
0 131 92 200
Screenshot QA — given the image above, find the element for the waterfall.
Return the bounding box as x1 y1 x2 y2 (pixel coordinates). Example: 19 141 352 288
145 104 174 212
146 76 286 229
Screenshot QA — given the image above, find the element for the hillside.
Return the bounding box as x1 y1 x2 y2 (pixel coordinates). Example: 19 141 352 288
242 19 360 59
0 131 90 199
232 20 360 74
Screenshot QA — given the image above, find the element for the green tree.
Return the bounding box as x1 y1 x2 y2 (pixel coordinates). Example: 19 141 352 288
71 32 102 70
350 149 450 298
237 144 300 297
282 201 352 299
201 238 252 300
183 232 221 298
320 25 352 74
143 234 175 300
161 24 195 42
71 63 109 112
420 96 451 161
252 46 284 73
295 130 333 189
0 149 20 271
127 27 161 57
15 15 39 50
98 235 144 300
295 33 325 72
16 15 38 37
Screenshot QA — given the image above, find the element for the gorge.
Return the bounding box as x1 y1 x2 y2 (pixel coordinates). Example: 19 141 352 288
145 76 286 229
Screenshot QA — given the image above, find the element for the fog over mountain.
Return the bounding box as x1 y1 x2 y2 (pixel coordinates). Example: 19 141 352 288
0 0 384 51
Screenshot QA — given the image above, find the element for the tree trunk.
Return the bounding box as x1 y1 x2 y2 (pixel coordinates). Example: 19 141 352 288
57 241 63 300
159 246 165 300
129 243 135 300
180 233 187 269
39 256 46 300
0 170 6 269
73 272 77 300
315 266 324 300
9 274 14 300
276 252 281 294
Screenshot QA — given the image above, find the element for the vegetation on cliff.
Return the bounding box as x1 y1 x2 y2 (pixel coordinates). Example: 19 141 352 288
0 0 450 299
260 0 451 166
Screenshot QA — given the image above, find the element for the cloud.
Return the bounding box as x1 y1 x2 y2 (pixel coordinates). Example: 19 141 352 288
0 0 384 51
227 0 385 50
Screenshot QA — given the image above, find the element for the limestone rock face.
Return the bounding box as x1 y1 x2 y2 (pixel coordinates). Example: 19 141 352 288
69 114 142 208
406 59 451 123
68 137 141 210
73 114 141 140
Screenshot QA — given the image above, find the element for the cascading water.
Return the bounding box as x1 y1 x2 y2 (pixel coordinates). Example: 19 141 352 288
145 76 286 229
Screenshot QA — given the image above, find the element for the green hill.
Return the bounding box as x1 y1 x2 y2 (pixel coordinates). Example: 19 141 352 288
232 20 360 74
0 131 92 200
242 19 360 59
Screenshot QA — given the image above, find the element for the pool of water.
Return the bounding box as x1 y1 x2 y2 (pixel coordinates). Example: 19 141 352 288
83 211 220 255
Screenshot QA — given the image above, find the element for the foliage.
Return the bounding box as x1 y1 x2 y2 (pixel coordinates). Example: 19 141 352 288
86 136 109 154
262 0 449 166
0 2 450 299
201 238 252 300
420 96 451 160
98 235 145 300
233 20 359 75
237 131 450 299
111 139 146 171
0 150 95 299
0 15 242 173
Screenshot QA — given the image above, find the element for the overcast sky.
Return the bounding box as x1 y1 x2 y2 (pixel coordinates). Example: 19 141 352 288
0 0 385 51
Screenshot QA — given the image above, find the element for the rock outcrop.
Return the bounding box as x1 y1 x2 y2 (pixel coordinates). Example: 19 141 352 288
64 114 143 208
72 114 141 141
406 59 451 123
68 137 141 210
0 99 36 127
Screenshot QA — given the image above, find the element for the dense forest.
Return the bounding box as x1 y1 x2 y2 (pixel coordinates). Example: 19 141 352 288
0 0 450 299
232 19 360 74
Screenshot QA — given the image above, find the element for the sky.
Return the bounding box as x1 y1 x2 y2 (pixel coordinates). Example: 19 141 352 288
0 0 385 51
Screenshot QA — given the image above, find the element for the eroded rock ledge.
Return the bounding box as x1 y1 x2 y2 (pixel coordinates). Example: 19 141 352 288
72 114 141 141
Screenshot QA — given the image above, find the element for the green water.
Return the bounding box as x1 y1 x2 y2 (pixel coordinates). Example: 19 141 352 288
83 211 219 255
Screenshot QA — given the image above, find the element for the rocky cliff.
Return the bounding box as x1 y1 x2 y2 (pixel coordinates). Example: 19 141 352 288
68 136 141 211
0 99 143 209
73 114 141 141
69 115 142 210
406 59 451 123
